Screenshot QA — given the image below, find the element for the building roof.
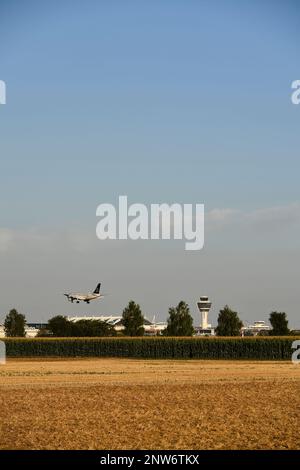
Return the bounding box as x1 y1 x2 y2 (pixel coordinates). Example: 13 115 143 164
67 315 154 326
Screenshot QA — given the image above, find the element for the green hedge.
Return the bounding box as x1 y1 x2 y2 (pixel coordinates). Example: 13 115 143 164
2 336 299 360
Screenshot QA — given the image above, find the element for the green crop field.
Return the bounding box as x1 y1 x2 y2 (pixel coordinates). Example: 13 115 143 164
3 336 299 359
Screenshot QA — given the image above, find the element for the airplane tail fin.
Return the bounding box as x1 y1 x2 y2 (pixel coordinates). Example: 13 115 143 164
93 283 101 294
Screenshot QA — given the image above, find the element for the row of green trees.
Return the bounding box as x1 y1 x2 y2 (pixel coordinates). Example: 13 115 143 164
2 303 292 337
44 302 146 337
215 306 290 336
2 302 146 337
46 317 116 337
163 304 290 336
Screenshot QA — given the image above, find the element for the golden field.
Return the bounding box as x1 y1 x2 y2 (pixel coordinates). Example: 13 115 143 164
0 358 299 450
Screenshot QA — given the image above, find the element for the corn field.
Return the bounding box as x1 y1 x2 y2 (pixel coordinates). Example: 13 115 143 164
3 336 299 360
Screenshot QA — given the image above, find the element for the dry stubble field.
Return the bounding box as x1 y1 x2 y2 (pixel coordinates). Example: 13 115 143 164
0 358 299 450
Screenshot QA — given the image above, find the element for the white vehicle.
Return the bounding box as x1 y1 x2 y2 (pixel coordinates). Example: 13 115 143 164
64 283 103 304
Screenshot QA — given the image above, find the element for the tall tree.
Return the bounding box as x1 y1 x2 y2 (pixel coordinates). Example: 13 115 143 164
47 315 72 337
269 312 290 336
70 319 116 337
47 316 116 337
4 309 26 337
164 301 194 336
122 301 145 336
216 305 243 336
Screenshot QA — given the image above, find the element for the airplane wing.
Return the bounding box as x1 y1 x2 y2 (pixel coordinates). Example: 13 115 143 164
64 293 78 303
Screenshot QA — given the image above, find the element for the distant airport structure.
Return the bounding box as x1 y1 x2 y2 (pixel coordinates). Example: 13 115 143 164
0 318 167 337
241 321 271 336
0 323 47 338
67 315 167 336
0 300 278 338
196 296 215 336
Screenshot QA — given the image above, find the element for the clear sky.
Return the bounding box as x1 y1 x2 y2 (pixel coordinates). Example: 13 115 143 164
0 0 299 327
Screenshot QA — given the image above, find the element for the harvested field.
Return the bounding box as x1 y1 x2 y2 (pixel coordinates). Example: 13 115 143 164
0 359 299 450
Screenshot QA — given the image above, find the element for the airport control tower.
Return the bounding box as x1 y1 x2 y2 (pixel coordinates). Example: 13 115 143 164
197 296 212 329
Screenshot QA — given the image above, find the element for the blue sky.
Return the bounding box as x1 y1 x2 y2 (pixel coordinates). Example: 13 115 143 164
0 1 299 326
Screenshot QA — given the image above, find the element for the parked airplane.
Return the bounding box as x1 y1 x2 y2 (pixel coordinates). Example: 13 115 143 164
64 283 103 304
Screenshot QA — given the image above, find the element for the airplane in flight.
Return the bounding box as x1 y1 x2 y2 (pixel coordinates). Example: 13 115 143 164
64 283 103 304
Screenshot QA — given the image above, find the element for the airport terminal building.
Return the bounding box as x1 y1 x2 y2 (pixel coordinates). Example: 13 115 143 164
67 316 167 336
0 317 167 337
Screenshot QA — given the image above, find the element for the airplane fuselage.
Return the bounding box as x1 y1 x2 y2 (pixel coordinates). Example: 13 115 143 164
64 293 102 303
64 283 103 304
71 293 100 301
